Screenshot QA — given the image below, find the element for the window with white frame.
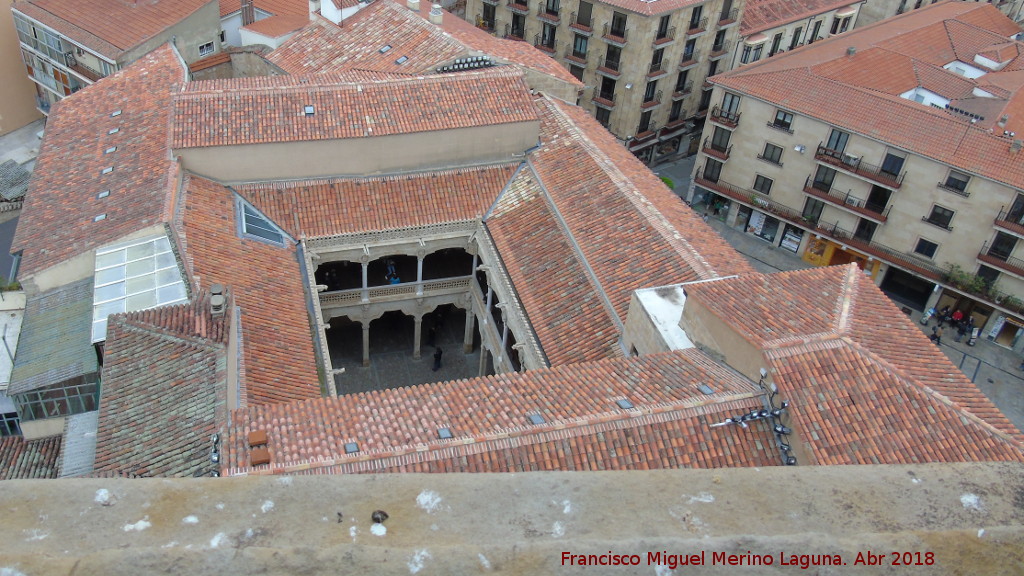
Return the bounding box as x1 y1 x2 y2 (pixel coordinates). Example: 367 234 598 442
199 42 215 57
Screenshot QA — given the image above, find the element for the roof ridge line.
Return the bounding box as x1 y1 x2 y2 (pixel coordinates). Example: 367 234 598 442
112 314 226 352
542 100 722 280
838 336 1024 450
525 158 624 331
835 264 858 334
225 392 765 475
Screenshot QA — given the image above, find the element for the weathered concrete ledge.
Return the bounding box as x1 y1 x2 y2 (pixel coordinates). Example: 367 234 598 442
1 464 1022 575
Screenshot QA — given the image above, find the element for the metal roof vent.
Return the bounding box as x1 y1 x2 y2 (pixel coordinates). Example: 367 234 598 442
97 190 110 199
846 46 856 57
210 294 226 316
616 399 635 410
344 442 360 454
108 128 119 134
101 166 113 175
429 3 442 24
527 414 545 425
303 105 315 116
110 110 121 117
93 214 106 222
210 283 224 296
104 147 116 154
437 427 453 439
697 383 715 395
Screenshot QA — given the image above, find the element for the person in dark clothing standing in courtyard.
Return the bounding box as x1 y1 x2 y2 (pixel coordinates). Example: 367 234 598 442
432 347 443 371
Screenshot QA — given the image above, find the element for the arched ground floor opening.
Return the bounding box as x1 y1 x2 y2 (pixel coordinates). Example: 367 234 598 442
325 305 483 396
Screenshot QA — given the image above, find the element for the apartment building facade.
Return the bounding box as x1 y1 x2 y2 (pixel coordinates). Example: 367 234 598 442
11 0 220 113
688 1 1024 349
463 0 748 163
732 0 862 70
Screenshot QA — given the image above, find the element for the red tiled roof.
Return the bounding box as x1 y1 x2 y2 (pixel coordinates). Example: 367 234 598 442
268 5 466 75
179 175 322 405
221 0 308 18
13 45 186 279
237 164 514 239
686 264 1024 464
172 68 538 148
189 51 232 72
714 3 1024 188
241 14 309 37
0 435 62 479
14 0 213 61
268 0 581 90
221 349 779 474
93 294 229 477
487 167 621 365
741 0 855 36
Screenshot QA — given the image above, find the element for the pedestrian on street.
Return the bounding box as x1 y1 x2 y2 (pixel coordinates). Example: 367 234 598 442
933 325 943 345
956 322 968 343
432 347 443 372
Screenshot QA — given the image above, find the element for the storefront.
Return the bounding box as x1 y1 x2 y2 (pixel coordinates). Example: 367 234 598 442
746 210 780 243
779 225 804 253
878 266 932 311
803 235 882 276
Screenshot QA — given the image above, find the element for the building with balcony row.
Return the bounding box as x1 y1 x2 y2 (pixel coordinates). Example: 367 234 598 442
11 0 221 113
688 1 1024 350
733 0 862 70
462 0 751 163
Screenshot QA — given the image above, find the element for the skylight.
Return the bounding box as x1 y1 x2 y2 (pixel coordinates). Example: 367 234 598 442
91 234 188 342
240 201 285 244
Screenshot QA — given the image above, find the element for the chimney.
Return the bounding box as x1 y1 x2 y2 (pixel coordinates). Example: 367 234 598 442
846 46 856 57
241 0 255 26
408 0 419 11
429 3 443 24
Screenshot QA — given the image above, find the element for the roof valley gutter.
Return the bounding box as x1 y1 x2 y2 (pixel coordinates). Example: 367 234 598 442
526 158 624 332
483 161 529 221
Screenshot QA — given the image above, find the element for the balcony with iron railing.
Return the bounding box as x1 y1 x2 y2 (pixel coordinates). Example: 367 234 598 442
504 23 526 40
641 89 663 109
603 22 628 45
320 276 474 309
569 11 593 34
802 176 889 222
635 121 659 141
694 169 944 280
718 8 738 25
534 33 557 53
921 215 954 232
67 60 103 83
686 17 708 35
679 49 699 69
592 89 616 108
653 25 676 46
482 0 498 4
978 242 1024 279
814 144 905 188
709 105 740 128
564 46 587 64
710 40 732 58
702 136 731 160
506 0 529 14
936 179 970 198
647 60 667 78
995 207 1024 238
672 80 693 99
765 119 794 134
596 58 622 77
537 4 560 22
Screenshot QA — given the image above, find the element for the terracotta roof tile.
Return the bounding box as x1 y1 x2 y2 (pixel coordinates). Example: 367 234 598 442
172 68 538 148
13 0 213 61
742 0 856 36
241 14 309 37
221 349 779 474
221 0 308 18
0 435 63 479
687 264 1024 464
178 175 322 405
237 164 514 239
92 293 228 477
13 45 186 279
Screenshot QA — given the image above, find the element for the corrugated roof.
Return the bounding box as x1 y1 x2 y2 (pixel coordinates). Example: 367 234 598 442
7 278 98 395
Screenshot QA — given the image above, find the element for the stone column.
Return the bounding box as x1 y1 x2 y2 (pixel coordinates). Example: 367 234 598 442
470 253 478 276
360 255 370 303
416 250 425 296
463 308 475 353
478 346 489 377
413 314 423 359
362 322 370 367
497 312 508 371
